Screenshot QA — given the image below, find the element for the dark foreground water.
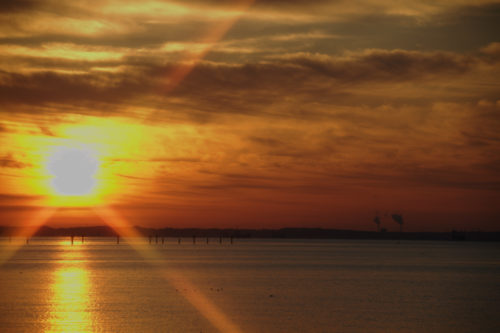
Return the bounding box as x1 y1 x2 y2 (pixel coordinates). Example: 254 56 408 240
0 238 499 332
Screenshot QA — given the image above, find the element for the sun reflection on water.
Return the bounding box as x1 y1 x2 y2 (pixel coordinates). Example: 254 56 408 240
47 248 92 333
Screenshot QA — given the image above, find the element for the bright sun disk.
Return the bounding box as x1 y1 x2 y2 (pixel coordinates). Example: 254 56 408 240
47 146 99 197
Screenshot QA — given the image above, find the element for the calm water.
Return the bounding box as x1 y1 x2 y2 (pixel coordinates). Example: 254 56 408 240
0 238 499 332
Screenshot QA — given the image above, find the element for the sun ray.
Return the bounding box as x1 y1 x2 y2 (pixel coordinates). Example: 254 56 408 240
145 0 256 122
0 207 57 266
92 205 244 333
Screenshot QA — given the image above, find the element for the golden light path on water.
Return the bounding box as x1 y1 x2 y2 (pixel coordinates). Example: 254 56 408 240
0 206 245 333
47 246 92 333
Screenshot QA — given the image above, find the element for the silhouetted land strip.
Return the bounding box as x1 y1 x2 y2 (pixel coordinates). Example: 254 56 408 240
0 226 499 242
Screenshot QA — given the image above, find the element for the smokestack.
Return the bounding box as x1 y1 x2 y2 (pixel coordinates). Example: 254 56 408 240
391 214 404 233
373 215 381 232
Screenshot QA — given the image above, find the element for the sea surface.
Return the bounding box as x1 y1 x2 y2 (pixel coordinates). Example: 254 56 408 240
0 237 499 332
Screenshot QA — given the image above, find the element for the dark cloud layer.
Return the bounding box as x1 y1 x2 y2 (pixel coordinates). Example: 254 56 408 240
281 50 473 82
0 48 487 117
0 0 38 13
0 154 29 169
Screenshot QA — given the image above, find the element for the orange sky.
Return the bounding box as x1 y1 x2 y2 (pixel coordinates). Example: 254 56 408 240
0 0 499 231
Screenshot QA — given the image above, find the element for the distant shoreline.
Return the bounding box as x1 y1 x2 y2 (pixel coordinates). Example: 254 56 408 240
1 225 499 242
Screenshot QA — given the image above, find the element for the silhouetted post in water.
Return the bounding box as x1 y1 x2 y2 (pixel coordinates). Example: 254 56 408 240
219 234 222 244
71 235 74 246
193 235 196 244
162 237 165 245
374 215 381 232
230 236 233 244
206 237 209 244
149 235 152 244
178 238 181 244
116 235 120 244
155 234 158 244
81 235 84 244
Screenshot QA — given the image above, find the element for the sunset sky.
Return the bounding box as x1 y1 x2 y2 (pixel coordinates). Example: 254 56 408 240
0 0 499 231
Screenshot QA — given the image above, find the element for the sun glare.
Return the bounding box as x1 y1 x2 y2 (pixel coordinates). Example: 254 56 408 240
14 117 157 208
48 146 99 195
46 145 101 206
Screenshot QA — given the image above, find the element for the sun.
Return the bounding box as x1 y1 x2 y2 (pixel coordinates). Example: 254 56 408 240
46 145 100 205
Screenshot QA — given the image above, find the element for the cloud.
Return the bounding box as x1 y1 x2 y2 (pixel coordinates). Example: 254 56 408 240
0 69 153 109
0 153 29 169
0 205 41 212
0 0 38 13
278 49 473 82
0 45 496 128
37 125 55 136
0 193 41 201
217 2 500 58
481 42 500 63
248 136 283 147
